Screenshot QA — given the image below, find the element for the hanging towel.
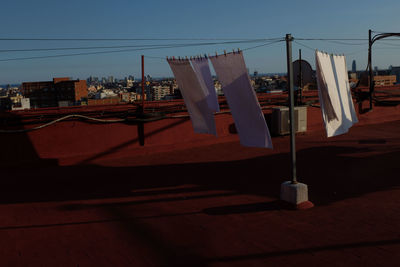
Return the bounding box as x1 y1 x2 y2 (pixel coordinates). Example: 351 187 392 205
210 52 272 148
191 57 220 112
332 55 358 127
315 51 357 137
167 59 217 135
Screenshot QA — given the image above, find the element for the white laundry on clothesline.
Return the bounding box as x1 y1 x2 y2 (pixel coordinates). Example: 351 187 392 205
332 54 358 126
167 59 217 136
315 51 358 137
190 57 220 112
210 52 272 148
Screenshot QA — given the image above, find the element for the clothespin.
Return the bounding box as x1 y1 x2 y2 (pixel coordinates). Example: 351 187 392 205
224 50 227 56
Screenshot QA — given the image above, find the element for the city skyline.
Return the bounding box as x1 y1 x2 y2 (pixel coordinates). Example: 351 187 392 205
1 0 400 84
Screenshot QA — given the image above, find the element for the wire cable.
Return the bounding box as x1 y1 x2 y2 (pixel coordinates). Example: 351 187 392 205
143 55 166 60
0 37 283 42
0 39 275 53
0 44 197 53
241 39 285 51
375 41 400 47
0 39 272 62
293 41 316 51
295 38 368 41
322 40 367 46
345 49 366 56
142 39 285 60
0 114 125 133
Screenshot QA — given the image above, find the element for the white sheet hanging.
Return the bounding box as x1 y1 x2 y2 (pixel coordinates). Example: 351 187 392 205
210 52 272 148
191 57 220 112
167 59 217 136
315 51 357 137
332 55 358 126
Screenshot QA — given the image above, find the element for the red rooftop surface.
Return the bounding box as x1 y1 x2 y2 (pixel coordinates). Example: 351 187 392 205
0 91 399 266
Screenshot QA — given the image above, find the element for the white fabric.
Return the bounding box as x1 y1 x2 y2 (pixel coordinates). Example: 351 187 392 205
332 55 358 126
210 52 272 148
167 59 217 135
315 51 358 137
191 58 220 112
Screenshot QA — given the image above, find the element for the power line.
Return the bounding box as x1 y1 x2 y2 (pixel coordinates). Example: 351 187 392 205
377 38 400 41
295 38 368 41
293 41 316 51
0 44 186 53
295 40 370 57
0 37 283 41
241 39 285 51
0 39 272 54
323 40 366 46
143 55 166 60
0 36 372 42
375 47 400 50
0 39 273 62
375 41 400 47
2 34 398 63
345 49 367 56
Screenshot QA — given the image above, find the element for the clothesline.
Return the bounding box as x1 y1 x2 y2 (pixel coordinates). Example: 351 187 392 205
166 49 242 61
165 44 358 148
167 50 273 148
144 40 284 61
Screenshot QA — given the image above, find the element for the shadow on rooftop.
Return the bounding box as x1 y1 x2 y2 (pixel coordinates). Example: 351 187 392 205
0 111 58 168
0 140 399 206
205 238 400 263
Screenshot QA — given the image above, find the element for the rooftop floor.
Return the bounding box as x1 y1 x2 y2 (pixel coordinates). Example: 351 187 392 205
1 104 400 266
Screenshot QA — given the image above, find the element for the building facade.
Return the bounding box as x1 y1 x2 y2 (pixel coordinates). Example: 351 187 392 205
390 66 400 84
22 77 87 108
374 75 397 86
151 85 172 101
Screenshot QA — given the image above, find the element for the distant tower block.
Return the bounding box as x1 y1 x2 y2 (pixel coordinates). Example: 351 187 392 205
352 60 357 73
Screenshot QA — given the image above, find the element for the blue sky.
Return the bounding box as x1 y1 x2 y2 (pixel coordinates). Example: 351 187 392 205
1 0 400 84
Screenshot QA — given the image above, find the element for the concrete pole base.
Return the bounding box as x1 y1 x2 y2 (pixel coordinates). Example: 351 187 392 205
280 181 314 210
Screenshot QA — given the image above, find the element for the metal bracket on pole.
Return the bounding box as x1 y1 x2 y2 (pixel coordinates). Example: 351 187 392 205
368 30 400 111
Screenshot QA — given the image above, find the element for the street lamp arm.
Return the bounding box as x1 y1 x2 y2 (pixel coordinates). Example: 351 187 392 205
371 33 400 45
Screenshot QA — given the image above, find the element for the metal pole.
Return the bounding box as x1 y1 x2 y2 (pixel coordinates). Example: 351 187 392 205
299 49 303 105
286 34 297 184
141 55 145 109
368 29 373 110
